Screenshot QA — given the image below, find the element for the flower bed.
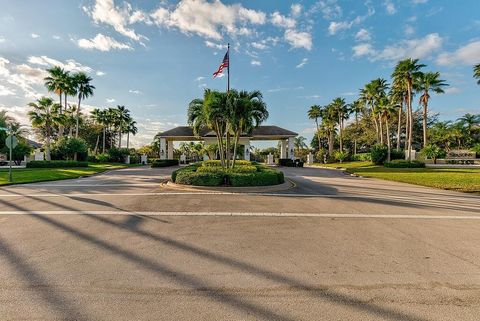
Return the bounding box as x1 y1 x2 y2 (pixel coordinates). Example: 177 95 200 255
172 161 284 187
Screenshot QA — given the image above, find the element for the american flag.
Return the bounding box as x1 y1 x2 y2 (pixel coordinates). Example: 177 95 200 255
213 51 229 78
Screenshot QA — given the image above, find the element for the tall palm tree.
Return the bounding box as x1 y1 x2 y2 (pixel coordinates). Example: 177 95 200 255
392 59 425 160
307 105 323 151
115 105 130 148
294 136 307 155
320 104 337 156
331 97 349 151
379 97 397 162
474 64 480 85
73 72 95 138
90 108 104 154
125 118 138 149
390 80 406 151
350 99 364 155
457 113 480 136
229 90 268 167
44 66 69 137
360 78 388 143
416 71 448 147
188 89 228 167
27 97 63 161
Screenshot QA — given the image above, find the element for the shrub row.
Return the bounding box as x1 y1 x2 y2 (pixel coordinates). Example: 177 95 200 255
196 164 258 173
202 160 252 167
151 159 179 167
26 161 89 168
384 160 425 168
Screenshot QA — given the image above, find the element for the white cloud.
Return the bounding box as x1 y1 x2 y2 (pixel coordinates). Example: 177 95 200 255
270 12 296 29
27 55 93 73
52 35 61 40
77 33 132 51
352 43 375 57
251 41 267 50
356 33 442 61
284 29 312 50
309 0 342 20
355 28 371 41
328 2 374 35
96 71 106 76
195 76 205 82
129 89 142 94
85 0 146 42
436 40 480 66
384 0 396 15
411 0 428 4
106 98 115 103
0 84 15 96
404 25 415 36
290 4 302 17
150 0 266 40
205 41 227 50
0 36 5 43
251 60 261 66
296 58 308 68
0 57 45 99
31 33 40 39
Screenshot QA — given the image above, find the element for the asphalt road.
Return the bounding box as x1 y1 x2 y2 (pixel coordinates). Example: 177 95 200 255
0 166 479 320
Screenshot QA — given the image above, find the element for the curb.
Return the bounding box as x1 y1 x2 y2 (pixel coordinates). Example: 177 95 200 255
161 179 295 193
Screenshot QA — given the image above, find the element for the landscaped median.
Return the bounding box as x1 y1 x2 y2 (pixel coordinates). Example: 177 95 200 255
171 160 285 187
314 161 480 193
0 162 139 185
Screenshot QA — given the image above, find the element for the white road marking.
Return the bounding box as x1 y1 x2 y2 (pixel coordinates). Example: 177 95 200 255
0 210 479 220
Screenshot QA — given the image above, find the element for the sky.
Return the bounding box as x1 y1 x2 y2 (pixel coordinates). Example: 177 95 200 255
0 0 479 148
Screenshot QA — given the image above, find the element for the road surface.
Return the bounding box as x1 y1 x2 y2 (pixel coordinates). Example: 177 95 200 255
0 166 479 321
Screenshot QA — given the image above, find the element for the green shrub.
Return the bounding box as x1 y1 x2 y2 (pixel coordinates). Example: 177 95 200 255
96 153 109 163
175 171 225 186
315 149 326 163
151 159 179 167
334 151 347 163
51 137 88 161
384 160 425 168
278 158 294 166
421 144 441 164
26 160 89 168
197 165 257 173
228 171 281 186
351 153 371 161
371 144 388 165
390 149 405 160
108 148 130 163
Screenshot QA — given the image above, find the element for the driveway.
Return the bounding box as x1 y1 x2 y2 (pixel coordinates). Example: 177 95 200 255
0 166 479 320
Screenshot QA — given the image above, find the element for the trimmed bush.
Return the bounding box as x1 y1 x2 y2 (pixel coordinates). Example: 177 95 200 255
151 159 179 167
26 161 89 168
371 144 388 165
390 149 405 160
175 171 225 186
228 171 282 186
108 148 130 163
197 165 257 173
384 160 425 168
351 153 371 161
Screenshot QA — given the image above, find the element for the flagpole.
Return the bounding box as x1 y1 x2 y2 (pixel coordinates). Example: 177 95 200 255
227 43 230 93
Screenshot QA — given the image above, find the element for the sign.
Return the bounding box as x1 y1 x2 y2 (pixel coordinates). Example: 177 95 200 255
5 135 17 149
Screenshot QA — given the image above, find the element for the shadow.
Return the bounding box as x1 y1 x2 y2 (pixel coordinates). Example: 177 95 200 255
0 235 93 321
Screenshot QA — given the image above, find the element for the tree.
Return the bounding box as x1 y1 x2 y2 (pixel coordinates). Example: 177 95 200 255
114 105 130 148
27 97 63 161
360 78 388 143
350 100 364 155
44 66 69 136
379 97 397 162
307 105 323 150
125 118 138 149
320 104 338 156
474 64 480 85
392 59 425 160
457 113 480 137
416 71 448 147
73 72 95 138
331 97 350 152
229 90 268 167
294 136 307 155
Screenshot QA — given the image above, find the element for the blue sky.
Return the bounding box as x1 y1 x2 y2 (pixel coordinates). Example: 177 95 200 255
0 0 479 147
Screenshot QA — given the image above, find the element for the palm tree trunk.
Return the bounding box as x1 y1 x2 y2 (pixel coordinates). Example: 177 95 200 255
328 130 334 156
354 114 358 155
58 93 64 137
94 134 99 154
118 132 122 148
226 129 231 168
45 127 51 161
373 116 379 143
102 127 106 153
379 116 384 145
231 130 240 168
422 100 428 147
315 119 321 150
386 118 391 162
405 99 409 156
396 103 402 151
407 85 413 161
75 97 81 138
127 132 130 149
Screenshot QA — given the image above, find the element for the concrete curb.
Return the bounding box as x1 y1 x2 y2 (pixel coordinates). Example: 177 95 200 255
161 179 295 193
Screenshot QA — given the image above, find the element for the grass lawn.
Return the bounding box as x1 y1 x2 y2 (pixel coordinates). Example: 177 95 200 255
313 161 480 193
0 163 140 185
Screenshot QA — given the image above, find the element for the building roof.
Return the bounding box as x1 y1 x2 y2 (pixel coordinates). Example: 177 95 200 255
158 125 297 141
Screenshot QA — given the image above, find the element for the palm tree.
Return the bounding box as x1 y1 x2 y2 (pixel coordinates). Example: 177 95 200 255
390 81 406 151
115 105 130 148
320 104 337 156
474 64 480 85
229 90 268 167
350 100 364 155
416 71 448 147
90 108 103 154
44 66 69 137
392 59 425 160
379 97 397 162
188 89 228 167
294 136 307 155
125 118 138 149
73 72 95 138
307 105 323 151
360 78 388 143
457 113 480 136
27 97 63 161
331 97 349 151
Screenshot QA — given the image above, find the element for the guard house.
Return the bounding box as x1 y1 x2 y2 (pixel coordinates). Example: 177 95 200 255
156 125 298 160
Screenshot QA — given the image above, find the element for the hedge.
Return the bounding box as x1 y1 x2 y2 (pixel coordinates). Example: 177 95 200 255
26 161 89 168
384 160 426 168
151 159 179 167
175 171 225 186
196 165 257 173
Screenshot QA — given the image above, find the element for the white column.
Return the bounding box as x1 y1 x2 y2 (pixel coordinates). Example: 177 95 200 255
280 140 287 159
167 140 174 159
159 138 166 160
288 137 295 160
244 139 250 161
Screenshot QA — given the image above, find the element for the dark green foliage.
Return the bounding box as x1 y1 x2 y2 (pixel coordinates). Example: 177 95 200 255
51 137 88 161
371 144 388 165
1 142 33 164
175 171 225 186
26 160 89 168
107 148 130 163
151 159 179 167
390 149 405 160
278 158 294 166
351 153 371 161
384 160 425 168
228 171 281 186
